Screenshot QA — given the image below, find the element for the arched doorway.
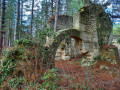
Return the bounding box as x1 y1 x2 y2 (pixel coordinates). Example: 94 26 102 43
55 36 83 61
43 29 82 68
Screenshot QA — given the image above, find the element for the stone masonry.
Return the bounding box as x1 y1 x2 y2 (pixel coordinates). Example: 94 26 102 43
44 4 113 67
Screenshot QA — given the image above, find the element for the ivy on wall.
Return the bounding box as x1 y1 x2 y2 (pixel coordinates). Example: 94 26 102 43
96 7 113 47
79 4 113 47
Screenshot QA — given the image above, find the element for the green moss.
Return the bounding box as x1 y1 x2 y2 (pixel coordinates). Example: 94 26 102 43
78 4 113 47
96 5 113 47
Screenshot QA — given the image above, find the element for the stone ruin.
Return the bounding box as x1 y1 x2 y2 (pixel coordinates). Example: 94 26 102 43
47 15 73 32
44 4 115 68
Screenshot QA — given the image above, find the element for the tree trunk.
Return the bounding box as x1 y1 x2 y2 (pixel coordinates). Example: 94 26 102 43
65 0 69 15
54 0 60 32
30 0 34 36
45 0 48 23
0 0 5 54
6 20 10 46
19 0 23 39
0 0 2 11
14 0 20 41
51 0 53 16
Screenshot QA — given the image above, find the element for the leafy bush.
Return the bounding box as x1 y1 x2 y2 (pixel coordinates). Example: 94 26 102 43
93 55 101 61
0 39 61 89
0 39 42 86
117 38 120 43
0 68 59 89
7 77 27 89
0 49 23 84
41 68 59 90
113 25 120 35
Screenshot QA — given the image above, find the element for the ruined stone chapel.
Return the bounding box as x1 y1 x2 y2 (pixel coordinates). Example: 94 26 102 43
44 4 113 67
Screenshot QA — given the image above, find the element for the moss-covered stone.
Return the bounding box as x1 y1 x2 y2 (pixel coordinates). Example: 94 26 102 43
100 45 120 64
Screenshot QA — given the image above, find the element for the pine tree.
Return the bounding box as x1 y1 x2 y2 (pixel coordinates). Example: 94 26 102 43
30 0 34 36
5 0 17 45
54 0 60 32
0 0 5 54
14 0 20 41
51 0 53 16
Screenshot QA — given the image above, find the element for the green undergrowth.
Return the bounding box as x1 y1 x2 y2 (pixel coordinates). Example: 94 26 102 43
0 39 60 89
117 38 120 43
0 68 59 89
93 55 113 63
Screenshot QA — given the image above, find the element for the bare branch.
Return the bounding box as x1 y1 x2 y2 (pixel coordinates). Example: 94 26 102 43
111 15 120 18
102 1 111 7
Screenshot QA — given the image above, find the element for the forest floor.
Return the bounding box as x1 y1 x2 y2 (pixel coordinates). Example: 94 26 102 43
55 58 120 90
0 41 120 89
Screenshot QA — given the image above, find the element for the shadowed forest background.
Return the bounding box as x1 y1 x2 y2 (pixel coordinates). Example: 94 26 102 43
0 0 120 89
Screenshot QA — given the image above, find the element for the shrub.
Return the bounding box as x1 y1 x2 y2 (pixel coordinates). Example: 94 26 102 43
93 55 101 61
0 39 43 87
117 38 120 43
41 68 59 89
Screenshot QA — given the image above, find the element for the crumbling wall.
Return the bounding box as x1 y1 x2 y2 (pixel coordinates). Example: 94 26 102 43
44 29 81 67
95 4 113 47
47 15 73 31
73 4 99 56
73 4 113 54
47 4 113 61
100 45 120 64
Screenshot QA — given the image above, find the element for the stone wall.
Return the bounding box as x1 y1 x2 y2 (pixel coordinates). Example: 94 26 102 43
100 45 120 64
95 5 113 47
73 5 99 57
47 15 73 32
44 29 81 68
46 4 113 61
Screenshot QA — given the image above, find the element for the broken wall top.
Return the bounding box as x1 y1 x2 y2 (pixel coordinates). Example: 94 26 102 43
47 15 73 31
47 3 113 47
73 4 113 47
